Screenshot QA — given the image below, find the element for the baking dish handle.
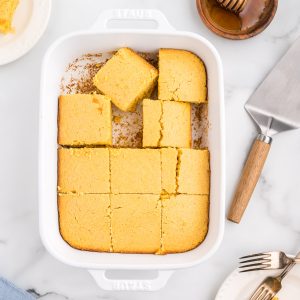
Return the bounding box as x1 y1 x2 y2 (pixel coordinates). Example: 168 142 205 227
91 9 175 32
88 269 174 291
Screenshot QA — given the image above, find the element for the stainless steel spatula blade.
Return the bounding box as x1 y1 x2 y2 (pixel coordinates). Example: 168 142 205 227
245 38 300 136
228 38 300 224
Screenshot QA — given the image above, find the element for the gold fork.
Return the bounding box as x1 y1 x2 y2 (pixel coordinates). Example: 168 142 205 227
250 252 300 300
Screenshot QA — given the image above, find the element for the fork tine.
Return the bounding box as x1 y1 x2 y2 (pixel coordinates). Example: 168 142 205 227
239 266 270 273
239 260 271 268
239 257 271 264
262 292 274 300
257 290 268 300
239 263 271 271
239 253 271 260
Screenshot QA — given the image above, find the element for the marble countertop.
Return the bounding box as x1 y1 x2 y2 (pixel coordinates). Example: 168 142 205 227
1 0 300 299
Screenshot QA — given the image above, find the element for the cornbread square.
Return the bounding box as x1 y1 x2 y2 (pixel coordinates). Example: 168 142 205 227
160 100 191 148
58 148 110 193
142 99 162 147
111 194 161 253
0 0 19 34
178 149 210 194
93 48 158 112
161 194 209 253
161 148 178 194
142 99 191 148
158 49 207 104
58 194 111 252
58 94 112 146
110 148 161 194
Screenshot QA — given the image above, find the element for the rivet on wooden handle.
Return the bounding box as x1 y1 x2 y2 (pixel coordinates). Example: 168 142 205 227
228 134 272 224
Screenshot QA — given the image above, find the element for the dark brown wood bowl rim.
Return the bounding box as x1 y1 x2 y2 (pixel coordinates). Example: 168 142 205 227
196 0 278 40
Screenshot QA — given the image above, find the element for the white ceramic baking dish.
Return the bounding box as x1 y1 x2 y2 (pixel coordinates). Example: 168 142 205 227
39 9 225 291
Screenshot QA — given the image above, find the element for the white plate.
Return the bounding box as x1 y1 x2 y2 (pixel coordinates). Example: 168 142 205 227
216 264 300 299
0 0 51 65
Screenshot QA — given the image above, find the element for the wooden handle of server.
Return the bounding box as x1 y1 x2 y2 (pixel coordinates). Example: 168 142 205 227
228 134 272 224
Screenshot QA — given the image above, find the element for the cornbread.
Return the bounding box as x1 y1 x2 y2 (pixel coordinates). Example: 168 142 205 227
58 194 111 252
58 94 112 146
178 149 210 194
161 148 178 194
110 148 161 194
158 49 207 104
111 194 161 253
161 194 209 253
58 148 110 194
142 99 162 147
142 99 191 148
0 0 19 34
93 48 158 112
160 100 191 148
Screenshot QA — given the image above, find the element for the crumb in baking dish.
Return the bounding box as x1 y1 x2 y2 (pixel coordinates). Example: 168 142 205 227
0 0 19 34
111 194 161 253
93 48 158 112
110 148 161 194
58 194 111 252
161 148 178 194
142 99 191 148
58 94 112 146
177 149 210 194
158 49 207 104
58 148 110 194
160 194 209 254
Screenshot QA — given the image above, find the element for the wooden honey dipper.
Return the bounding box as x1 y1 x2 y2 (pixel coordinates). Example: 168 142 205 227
216 0 247 13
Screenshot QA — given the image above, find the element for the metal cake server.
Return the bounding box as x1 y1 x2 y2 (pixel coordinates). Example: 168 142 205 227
228 38 300 223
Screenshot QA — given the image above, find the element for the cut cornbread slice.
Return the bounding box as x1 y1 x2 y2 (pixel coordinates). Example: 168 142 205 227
58 194 111 252
58 148 110 193
142 99 162 147
110 148 161 194
161 194 209 254
161 148 178 194
0 0 19 34
93 48 158 112
158 49 207 104
111 194 161 253
142 99 191 148
58 94 112 146
160 100 191 148
177 149 210 194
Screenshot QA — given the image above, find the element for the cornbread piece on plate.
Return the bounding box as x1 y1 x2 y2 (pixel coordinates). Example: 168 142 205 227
93 48 158 112
110 148 161 194
0 0 19 34
160 100 191 148
142 99 162 147
158 49 207 104
58 148 110 193
142 99 191 148
58 94 112 146
177 149 210 194
161 194 209 253
111 194 161 253
58 194 111 252
161 148 178 194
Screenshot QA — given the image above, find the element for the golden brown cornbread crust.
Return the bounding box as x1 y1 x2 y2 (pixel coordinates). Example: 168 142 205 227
142 99 192 148
58 48 210 254
58 94 112 146
58 148 210 254
158 49 207 104
93 48 158 112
